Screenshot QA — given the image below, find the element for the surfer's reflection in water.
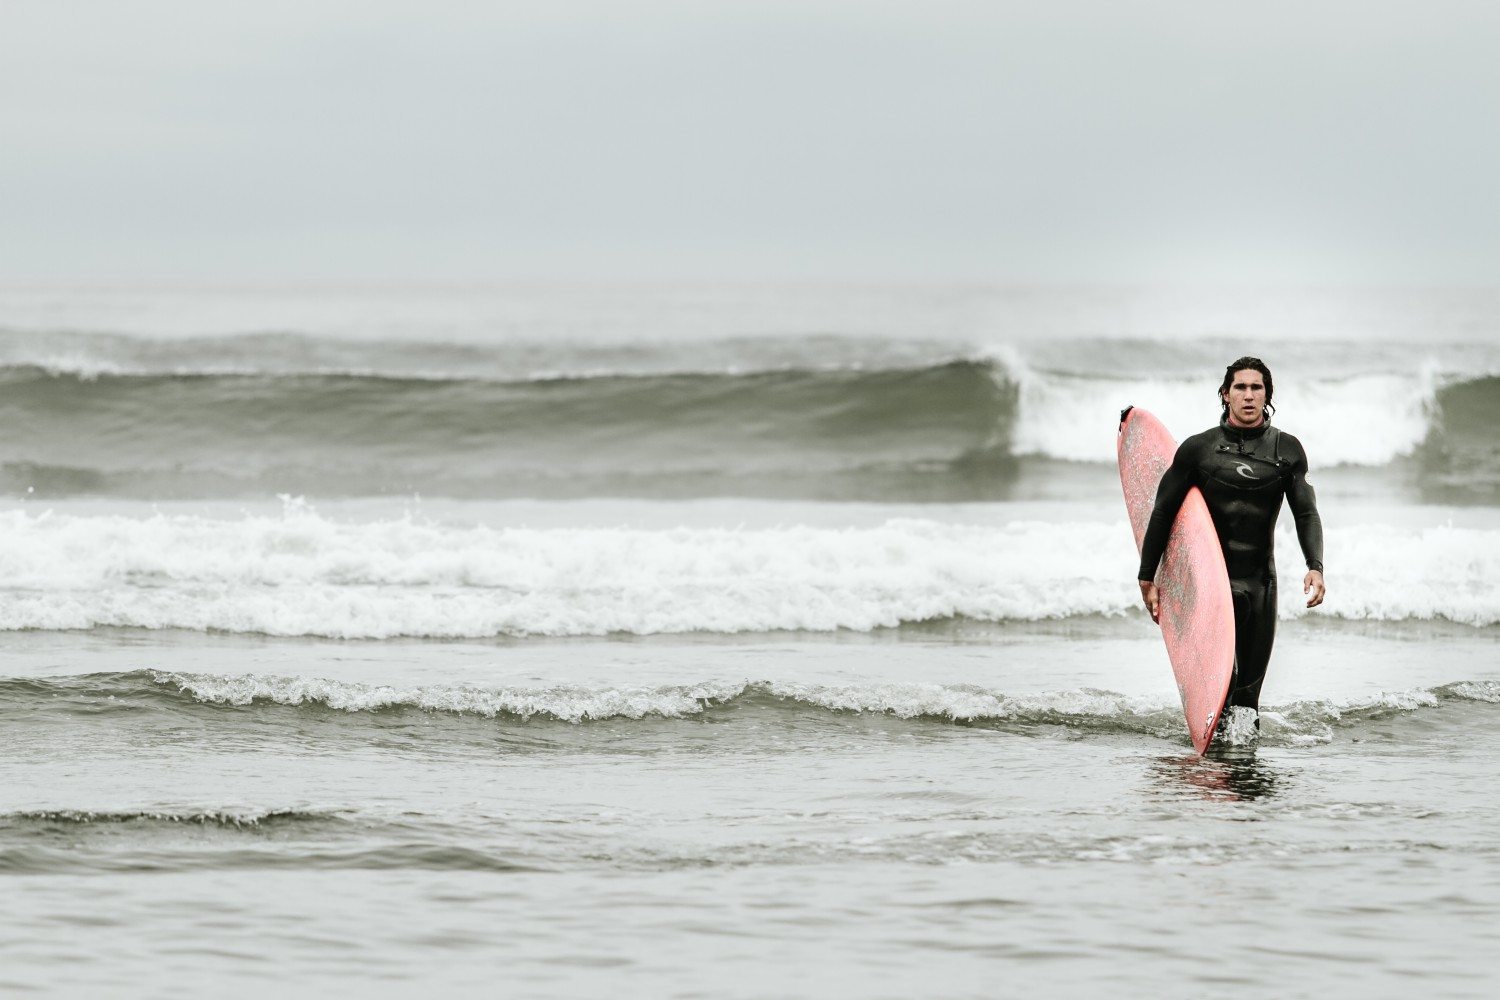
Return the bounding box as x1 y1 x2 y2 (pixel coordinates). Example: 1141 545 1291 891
1137 357 1327 731
1153 751 1284 803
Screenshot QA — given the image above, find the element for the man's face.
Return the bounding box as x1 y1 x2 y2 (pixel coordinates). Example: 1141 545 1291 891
1222 368 1267 428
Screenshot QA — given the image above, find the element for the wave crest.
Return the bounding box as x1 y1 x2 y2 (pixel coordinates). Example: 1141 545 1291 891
8 672 1493 748
0 354 1495 500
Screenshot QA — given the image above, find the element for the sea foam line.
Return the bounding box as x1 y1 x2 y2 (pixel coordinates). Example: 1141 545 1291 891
155 671 749 723
149 673 1500 731
0 511 1497 636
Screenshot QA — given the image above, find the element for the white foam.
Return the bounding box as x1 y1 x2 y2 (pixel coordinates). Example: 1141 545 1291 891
0 510 1140 637
148 673 1481 743
155 671 1180 724
1282 523 1500 626
156 671 745 722
1216 706 1261 746
767 681 1169 721
0 509 1495 638
1012 369 1440 465
1447 681 1500 703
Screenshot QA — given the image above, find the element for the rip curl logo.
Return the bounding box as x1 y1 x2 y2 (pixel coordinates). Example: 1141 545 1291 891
1234 462 1256 479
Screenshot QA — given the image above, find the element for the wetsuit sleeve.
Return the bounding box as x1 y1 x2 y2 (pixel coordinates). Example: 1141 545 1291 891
1137 440 1199 582
1284 435 1324 573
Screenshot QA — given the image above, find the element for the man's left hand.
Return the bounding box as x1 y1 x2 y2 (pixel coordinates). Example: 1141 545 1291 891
1304 570 1326 609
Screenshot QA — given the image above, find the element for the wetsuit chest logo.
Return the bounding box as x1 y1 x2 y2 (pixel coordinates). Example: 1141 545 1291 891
1208 447 1284 491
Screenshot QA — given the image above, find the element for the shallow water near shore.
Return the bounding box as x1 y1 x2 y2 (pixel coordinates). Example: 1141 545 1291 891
3 610 1499 997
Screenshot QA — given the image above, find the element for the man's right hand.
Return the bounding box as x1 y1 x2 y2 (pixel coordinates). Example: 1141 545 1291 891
1138 580 1160 624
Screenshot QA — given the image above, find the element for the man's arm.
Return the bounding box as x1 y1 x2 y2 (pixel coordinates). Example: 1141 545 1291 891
1284 434 1326 608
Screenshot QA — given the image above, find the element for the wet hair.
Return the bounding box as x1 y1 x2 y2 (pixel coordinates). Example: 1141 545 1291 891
1219 356 1274 417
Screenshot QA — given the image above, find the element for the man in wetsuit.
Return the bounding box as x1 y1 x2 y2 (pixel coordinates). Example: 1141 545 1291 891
1137 357 1326 719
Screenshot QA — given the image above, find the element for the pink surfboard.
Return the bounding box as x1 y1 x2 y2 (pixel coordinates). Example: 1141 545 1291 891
1117 407 1235 754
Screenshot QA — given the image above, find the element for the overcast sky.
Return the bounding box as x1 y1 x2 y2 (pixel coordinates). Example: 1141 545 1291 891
3 0 1498 284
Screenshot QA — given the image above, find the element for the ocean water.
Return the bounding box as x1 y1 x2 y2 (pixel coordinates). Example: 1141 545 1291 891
2 284 1498 997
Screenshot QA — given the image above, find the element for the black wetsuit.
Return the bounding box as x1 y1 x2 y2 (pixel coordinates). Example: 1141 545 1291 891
1137 415 1324 711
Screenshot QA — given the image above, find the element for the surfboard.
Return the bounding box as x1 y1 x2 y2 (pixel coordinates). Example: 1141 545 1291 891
1117 406 1235 754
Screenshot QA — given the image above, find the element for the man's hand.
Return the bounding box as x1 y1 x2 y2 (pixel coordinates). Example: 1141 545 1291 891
1138 580 1160 624
1304 570 1326 609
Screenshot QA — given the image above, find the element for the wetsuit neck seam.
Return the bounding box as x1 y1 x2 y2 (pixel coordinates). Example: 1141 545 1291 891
1220 415 1271 444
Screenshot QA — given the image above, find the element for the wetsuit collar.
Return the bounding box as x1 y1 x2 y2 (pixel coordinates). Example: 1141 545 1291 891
1220 412 1270 442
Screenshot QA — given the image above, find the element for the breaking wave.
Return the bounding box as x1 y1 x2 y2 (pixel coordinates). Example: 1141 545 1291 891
0 341 1494 500
0 510 1497 636
3 671 1496 746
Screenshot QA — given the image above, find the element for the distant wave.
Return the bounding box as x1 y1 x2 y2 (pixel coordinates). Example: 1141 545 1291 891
0 328 977 381
0 361 1016 502
1 511 1497 636
1 808 338 828
0 802 535 874
3 671 1495 746
0 355 1496 501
